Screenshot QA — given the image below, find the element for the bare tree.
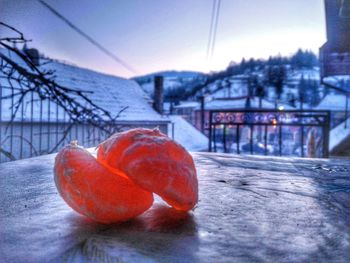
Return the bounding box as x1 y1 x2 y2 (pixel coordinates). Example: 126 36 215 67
0 22 126 159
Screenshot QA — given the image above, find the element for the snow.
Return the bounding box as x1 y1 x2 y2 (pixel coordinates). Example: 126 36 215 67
316 94 350 111
0 49 168 123
288 68 320 82
169 115 208 152
330 116 350 151
323 76 350 93
207 77 248 99
315 93 350 151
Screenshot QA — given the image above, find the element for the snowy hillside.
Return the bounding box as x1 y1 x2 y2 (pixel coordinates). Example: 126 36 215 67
133 70 204 96
188 68 323 109
134 70 203 80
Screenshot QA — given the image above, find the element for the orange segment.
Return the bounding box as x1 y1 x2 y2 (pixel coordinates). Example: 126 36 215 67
54 143 153 223
97 128 198 211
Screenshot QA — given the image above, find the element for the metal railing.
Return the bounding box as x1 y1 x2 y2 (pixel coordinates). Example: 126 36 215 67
208 110 331 158
0 85 113 163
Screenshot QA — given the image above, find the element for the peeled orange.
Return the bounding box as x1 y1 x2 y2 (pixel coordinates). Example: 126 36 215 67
97 128 198 211
54 142 153 224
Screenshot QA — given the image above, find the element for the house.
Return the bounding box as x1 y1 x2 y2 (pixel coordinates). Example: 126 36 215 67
0 48 170 163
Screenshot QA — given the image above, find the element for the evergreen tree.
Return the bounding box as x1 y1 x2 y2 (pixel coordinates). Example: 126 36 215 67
240 58 247 73
309 79 321 106
291 49 318 68
298 75 307 109
265 65 286 106
287 92 296 107
247 58 256 71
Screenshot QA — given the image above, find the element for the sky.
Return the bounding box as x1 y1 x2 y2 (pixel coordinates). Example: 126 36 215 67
1 0 326 78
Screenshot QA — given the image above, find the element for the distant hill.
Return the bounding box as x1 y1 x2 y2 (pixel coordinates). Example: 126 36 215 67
133 70 204 82
133 50 323 106
132 70 204 96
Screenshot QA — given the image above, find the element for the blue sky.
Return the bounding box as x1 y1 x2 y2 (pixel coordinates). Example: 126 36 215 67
1 0 326 78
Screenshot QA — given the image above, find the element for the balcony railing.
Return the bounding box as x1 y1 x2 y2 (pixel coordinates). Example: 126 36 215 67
208 110 331 158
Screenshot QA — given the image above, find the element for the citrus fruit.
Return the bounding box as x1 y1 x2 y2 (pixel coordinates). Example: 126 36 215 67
97 128 198 211
54 141 153 223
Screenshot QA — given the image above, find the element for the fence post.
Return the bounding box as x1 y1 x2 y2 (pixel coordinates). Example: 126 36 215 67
0 86 2 163
323 111 331 158
345 93 349 129
208 111 212 152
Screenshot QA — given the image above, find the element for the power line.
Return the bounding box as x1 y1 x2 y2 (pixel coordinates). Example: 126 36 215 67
206 0 221 62
206 0 217 60
37 0 138 75
210 0 221 60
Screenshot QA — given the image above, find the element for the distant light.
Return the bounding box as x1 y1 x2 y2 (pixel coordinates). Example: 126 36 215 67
278 106 285 111
272 119 278 125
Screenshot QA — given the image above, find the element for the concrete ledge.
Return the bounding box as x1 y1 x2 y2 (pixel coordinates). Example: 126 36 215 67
0 153 349 262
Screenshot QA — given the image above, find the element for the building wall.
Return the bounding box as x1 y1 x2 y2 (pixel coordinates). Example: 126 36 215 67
325 0 350 51
321 0 350 77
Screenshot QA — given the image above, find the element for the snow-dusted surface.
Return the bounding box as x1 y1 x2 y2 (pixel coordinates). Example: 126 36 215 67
316 93 350 151
169 115 208 152
1 153 350 262
330 116 350 151
323 76 350 93
0 49 167 122
316 93 350 111
209 77 248 99
288 68 320 83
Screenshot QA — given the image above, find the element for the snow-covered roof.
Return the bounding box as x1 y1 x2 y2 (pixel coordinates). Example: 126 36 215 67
200 97 293 111
0 49 168 123
322 76 350 93
169 115 208 152
330 116 350 151
316 94 350 111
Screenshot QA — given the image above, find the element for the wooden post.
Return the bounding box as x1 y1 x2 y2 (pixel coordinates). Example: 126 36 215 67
345 93 349 129
200 96 205 133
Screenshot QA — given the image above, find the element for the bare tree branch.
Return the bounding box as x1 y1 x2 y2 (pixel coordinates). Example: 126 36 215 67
0 22 125 160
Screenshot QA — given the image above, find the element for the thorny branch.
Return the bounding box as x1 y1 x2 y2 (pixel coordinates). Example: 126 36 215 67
0 22 125 160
